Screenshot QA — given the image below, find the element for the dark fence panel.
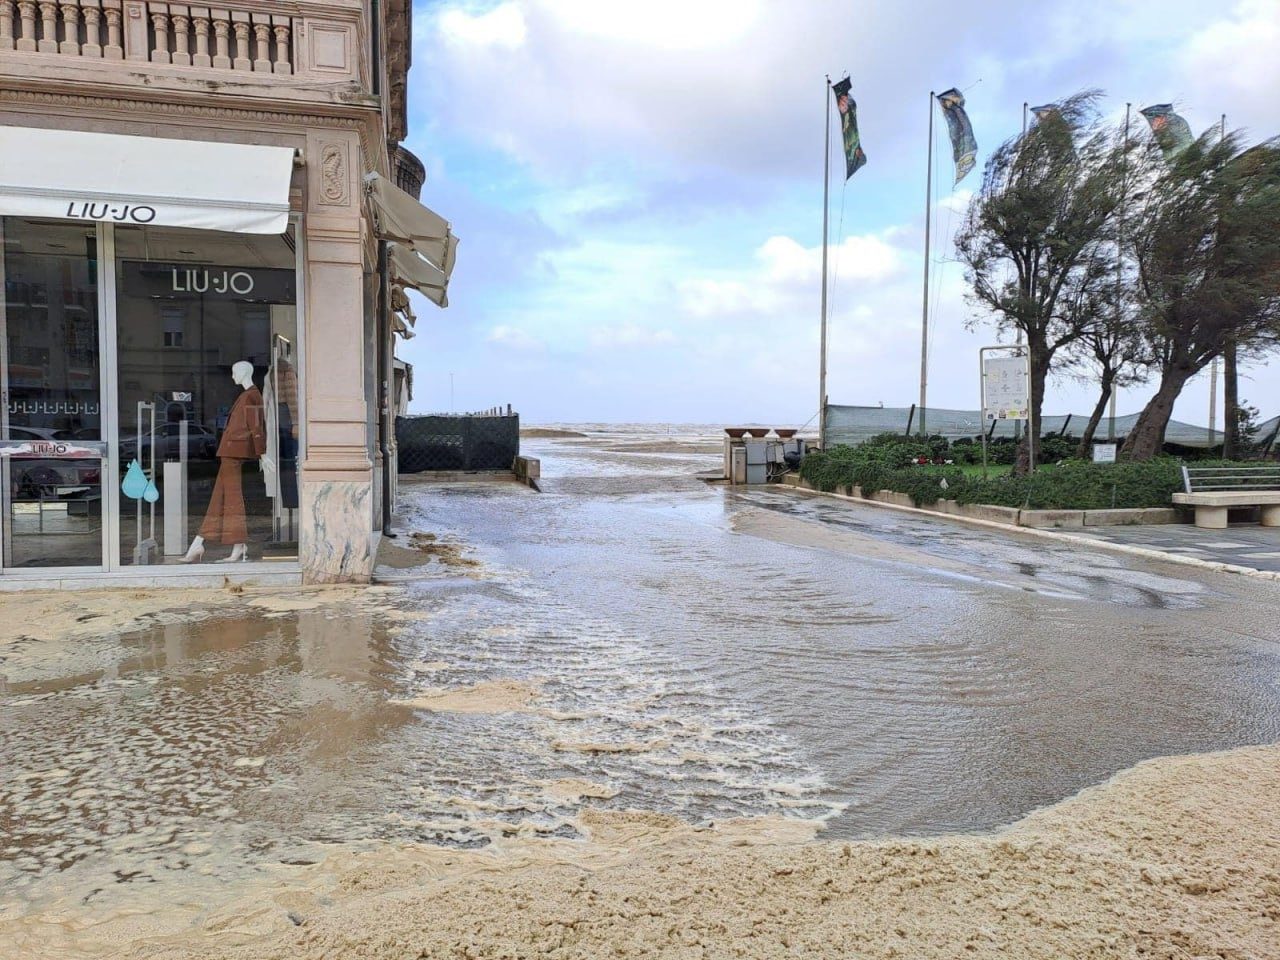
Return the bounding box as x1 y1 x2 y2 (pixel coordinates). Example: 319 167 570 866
396 414 520 473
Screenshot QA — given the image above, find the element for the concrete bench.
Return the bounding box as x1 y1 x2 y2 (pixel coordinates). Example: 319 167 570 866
1172 464 1280 529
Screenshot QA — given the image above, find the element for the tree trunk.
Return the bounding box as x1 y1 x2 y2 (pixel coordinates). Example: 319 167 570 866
1076 373 1114 459
1121 367 1193 460
1222 340 1238 459
1015 346 1050 476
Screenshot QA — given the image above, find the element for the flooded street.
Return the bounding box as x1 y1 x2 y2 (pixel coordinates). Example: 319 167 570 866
3 427 1280 955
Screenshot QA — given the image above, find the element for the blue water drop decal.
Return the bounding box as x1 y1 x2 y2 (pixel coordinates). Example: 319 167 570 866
121 459 147 499
143 479 159 503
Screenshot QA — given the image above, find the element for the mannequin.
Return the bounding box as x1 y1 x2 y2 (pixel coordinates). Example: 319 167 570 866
181 361 272 563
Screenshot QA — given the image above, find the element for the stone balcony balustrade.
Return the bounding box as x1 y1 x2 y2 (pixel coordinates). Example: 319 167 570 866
0 0 375 105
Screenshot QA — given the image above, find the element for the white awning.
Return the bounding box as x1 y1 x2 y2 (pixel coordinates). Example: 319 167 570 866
366 173 457 310
0 127 295 234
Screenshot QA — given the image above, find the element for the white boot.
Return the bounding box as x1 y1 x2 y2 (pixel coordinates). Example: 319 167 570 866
217 543 248 563
180 536 205 564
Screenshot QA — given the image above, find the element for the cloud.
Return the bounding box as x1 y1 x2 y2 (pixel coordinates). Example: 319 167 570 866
486 324 546 352
587 324 679 350
438 3 526 48
402 0 1280 423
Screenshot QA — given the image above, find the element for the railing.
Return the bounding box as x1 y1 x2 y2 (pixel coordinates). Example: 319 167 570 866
0 0 293 74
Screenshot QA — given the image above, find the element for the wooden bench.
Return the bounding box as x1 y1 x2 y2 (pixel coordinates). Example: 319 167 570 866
1172 464 1280 529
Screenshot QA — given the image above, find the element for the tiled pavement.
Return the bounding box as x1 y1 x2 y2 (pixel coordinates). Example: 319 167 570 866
1074 523 1280 574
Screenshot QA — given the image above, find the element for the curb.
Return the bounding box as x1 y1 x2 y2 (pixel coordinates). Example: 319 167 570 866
784 486 1280 584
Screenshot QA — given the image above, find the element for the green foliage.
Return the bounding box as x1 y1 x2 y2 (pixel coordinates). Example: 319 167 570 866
797 434 1270 510
951 459 1185 509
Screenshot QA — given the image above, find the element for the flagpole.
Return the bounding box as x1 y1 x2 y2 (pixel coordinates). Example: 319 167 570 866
1112 102 1130 442
1016 102 1027 443
919 91 934 437
819 75 832 449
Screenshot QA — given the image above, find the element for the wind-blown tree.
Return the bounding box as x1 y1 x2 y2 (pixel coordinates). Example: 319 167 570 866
1064 300 1148 458
1120 135 1280 460
956 92 1126 474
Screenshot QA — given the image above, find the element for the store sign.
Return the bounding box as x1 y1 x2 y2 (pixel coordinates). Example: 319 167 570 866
982 354 1030 421
121 261 295 303
0 440 105 459
65 201 157 224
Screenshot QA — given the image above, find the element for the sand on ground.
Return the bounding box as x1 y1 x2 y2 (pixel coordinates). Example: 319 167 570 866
0 583 400 648
23 743 1276 960
521 428 588 438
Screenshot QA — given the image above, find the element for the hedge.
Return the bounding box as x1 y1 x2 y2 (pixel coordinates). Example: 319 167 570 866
798 438 1256 511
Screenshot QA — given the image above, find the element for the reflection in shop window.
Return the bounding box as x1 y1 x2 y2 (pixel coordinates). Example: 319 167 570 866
161 306 185 348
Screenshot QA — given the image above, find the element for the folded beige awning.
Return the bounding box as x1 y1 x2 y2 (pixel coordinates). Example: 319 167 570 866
365 172 457 318
387 242 448 309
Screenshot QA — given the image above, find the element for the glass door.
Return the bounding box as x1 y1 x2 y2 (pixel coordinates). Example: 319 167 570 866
0 219 107 571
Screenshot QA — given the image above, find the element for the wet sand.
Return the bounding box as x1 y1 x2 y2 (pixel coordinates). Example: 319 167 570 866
32 744 1280 959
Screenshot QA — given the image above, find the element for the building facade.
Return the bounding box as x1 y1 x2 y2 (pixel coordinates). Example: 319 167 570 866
0 0 445 586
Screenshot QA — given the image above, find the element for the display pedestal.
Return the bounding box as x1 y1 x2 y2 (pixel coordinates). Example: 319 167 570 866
163 461 188 556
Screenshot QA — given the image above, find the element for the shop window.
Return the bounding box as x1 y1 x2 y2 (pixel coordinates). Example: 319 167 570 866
114 226 299 566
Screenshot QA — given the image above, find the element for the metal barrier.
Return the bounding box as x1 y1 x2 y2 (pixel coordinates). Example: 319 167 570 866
396 413 519 473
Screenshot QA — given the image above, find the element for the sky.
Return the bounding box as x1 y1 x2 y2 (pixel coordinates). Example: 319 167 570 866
397 0 1280 429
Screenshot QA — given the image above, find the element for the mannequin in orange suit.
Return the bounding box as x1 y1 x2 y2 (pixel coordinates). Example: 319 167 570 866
181 360 273 563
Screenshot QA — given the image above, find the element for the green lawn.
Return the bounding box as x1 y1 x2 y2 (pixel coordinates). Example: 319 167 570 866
954 462 1013 479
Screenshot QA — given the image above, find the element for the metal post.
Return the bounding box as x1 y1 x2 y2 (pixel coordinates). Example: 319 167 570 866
1208 356 1219 445
1027 341 1036 476
819 76 832 449
919 91 934 437
1014 104 1027 444
979 349 989 480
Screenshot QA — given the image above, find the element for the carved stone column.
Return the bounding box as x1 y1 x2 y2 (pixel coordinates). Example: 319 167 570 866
251 16 269 72
82 1 102 56
16 0 36 51
270 16 289 75
190 7 208 66
170 10 190 65
210 14 228 68
149 9 170 62
36 0 56 52
102 0 120 58
57 0 79 54
230 10 248 69
0 0 16 50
